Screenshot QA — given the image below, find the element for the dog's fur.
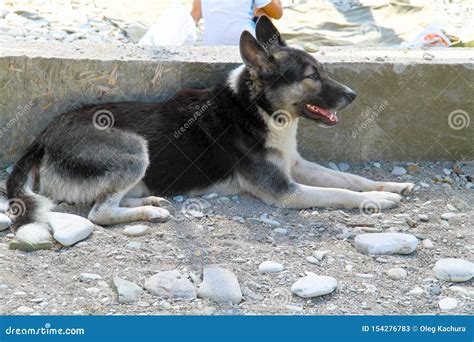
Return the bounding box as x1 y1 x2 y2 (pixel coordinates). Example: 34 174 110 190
5 17 413 245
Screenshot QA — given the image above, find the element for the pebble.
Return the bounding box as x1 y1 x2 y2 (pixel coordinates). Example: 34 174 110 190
202 192 218 199
328 162 339 171
422 239 434 249
273 228 288 235
313 250 329 261
306 256 319 264
16 306 35 314
428 285 442 295
449 286 474 299
418 214 429 222
419 182 430 188
126 241 142 250
338 163 350 172
232 216 245 223
391 166 407 176
197 266 242 304
259 213 280 226
408 287 424 295
111 277 142 304
173 195 184 202
354 233 418 255
291 274 337 298
144 270 196 299
122 224 151 237
405 217 417 228
10 240 53 252
373 162 381 168
0 213 12 231
79 273 102 282
385 267 407 280
441 212 457 221
407 164 422 174
442 168 452 176
438 297 457 311
47 212 93 246
258 261 284 273
433 258 473 282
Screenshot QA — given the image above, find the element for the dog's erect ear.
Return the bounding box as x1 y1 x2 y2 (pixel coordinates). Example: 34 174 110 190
239 31 275 77
255 16 286 50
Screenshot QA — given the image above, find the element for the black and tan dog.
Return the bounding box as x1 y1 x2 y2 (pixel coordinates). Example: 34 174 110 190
5 17 413 245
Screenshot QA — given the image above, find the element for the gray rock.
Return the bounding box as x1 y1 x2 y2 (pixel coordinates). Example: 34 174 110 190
418 214 429 222
111 277 142 304
173 195 185 202
385 267 407 280
0 213 12 231
123 224 151 237
428 285 442 295
306 256 319 264
338 163 350 172
438 297 457 311
354 233 418 255
291 274 337 298
202 192 218 199
273 228 288 235
433 258 473 282
259 213 280 226
145 270 196 299
408 287 424 295
258 261 284 273
197 267 242 304
422 239 434 249
126 241 142 250
391 166 407 176
373 162 381 168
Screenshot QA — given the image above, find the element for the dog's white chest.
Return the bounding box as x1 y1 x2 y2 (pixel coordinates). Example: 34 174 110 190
264 116 299 170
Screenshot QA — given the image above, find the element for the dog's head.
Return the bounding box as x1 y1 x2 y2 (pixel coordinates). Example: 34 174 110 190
238 16 357 126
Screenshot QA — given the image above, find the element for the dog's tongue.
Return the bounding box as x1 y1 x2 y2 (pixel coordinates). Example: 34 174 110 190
305 104 338 125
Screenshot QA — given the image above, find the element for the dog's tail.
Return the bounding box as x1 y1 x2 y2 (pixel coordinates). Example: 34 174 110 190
5 141 54 245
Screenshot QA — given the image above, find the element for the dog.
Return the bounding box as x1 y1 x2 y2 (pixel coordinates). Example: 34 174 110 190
5 17 414 246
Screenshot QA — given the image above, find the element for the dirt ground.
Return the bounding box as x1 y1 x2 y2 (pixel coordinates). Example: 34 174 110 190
0 160 472 315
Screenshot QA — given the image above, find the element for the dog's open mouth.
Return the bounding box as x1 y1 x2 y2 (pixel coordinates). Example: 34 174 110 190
303 104 338 126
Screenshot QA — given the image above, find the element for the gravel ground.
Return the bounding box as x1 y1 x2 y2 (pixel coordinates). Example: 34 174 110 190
0 161 472 315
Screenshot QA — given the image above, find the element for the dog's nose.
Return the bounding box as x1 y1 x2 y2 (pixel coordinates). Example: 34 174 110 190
346 90 357 102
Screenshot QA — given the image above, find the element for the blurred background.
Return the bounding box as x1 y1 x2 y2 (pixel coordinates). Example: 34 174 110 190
1 0 473 48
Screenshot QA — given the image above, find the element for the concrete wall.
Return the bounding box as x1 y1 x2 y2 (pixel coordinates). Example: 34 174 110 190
1 42 473 164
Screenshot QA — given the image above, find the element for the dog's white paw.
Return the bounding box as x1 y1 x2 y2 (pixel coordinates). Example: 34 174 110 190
358 191 402 212
144 206 171 223
378 182 415 196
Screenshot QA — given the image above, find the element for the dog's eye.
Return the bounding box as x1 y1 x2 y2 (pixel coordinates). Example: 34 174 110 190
307 73 319 80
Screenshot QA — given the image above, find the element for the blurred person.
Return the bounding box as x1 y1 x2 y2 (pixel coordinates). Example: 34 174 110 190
191 0 282 45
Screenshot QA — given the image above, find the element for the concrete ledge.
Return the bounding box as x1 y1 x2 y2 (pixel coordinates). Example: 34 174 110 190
1 42 473 164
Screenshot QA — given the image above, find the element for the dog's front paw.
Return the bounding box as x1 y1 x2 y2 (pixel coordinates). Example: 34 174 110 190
358 191 402 212
378 182 414 196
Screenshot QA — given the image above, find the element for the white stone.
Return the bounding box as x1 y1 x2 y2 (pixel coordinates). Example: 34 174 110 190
47 212 93 246
306 256 319 264
441 212 457 220
127 241 142 250
291 274 337 298
258 261 284 273
391 166 407 176
420 182 430 188
111 277 142 304
418 214 429 222
197 267 242 304
0 213 12 231
442 168 452 175
79 273 102 282
386 267 407 280
422 239 434 249
354 233 418 255
16 306 35 314
433 258 473 282
273 228 288 235
408 287 424 295
173 195 184 202
123 224 151 237
373 162 381 168
438 297 457 311
145 270 196 299
313 250 329 261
